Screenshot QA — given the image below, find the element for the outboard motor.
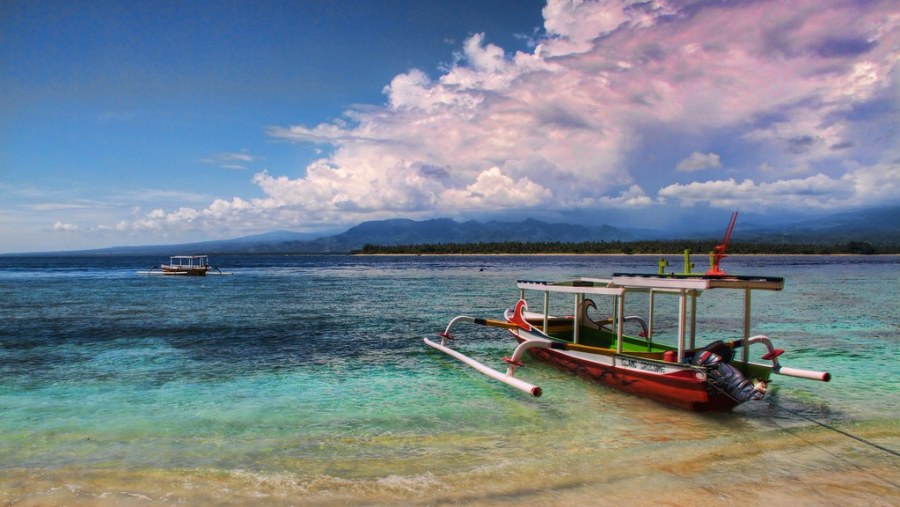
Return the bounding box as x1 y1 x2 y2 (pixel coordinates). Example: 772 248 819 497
692 341 767 402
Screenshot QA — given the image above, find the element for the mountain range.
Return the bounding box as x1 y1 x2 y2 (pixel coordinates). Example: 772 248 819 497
16 206 900 256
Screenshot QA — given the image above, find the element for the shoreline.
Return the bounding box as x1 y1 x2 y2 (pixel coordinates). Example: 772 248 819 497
3 251 898 258
352 252 900 257
3 420 897 506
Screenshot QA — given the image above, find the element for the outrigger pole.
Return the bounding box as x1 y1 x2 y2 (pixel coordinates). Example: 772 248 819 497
424 306 547 397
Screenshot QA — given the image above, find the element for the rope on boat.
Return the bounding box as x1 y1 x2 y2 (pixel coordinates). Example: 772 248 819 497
764 398 900 458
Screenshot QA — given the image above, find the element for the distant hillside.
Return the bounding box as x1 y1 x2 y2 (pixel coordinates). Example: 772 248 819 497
736 207 900 245
12 206 899 256
32 230 325 256
295 218 632 253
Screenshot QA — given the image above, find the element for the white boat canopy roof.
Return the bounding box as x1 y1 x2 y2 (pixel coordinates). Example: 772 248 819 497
517 273 783 294
610 273 784 291
515 272 784 363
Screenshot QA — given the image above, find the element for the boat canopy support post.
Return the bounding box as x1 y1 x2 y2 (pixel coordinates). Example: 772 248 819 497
542 291 550 333
573 293 582 344
743 287 751 366
616 292 625 354
677 290 688 362
689 290 698 350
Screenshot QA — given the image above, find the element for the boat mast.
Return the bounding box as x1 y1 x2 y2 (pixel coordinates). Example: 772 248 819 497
706 211 738 276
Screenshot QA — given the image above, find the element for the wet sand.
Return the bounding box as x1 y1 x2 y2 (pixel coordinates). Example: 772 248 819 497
3 421 897 506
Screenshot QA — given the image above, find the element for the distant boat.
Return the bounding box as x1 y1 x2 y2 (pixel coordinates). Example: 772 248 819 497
138 255 230 276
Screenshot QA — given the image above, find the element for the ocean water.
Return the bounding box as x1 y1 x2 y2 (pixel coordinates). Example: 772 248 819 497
0 254 897 506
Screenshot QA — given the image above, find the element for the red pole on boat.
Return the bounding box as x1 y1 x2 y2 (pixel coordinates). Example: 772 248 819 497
706 211 738 276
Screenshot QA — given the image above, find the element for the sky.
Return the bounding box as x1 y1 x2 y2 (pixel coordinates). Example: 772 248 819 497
1 0 898 253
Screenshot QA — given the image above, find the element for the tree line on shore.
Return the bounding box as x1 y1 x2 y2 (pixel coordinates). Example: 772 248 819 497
355 240 893 255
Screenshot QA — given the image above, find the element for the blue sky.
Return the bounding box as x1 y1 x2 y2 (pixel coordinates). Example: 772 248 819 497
2 0 897 253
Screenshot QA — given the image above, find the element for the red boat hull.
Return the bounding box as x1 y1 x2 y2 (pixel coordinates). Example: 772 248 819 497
521 338 740 411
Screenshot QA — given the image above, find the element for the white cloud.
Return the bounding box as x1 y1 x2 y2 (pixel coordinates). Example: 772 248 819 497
53 222 79 232
541 0 675 56
441 167 553 209
32 202 99 211
53 222 80 232
598 184 654 207
676 152 721 172
659 161 900 210
106 0 899 237
843 161 900 204
202 151 258 170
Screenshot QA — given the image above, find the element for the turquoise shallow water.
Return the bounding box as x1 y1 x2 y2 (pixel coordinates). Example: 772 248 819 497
0 255 897 505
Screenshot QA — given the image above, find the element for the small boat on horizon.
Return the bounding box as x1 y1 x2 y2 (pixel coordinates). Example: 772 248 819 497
425 213 831 411
138 255 230 276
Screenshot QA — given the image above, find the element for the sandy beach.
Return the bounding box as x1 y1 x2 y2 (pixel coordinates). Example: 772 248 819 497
3 419 897 506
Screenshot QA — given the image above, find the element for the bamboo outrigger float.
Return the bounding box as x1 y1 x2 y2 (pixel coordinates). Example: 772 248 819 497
425 213 831 411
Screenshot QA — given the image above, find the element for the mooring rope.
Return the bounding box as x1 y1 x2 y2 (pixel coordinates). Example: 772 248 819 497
704 374 899 458
764 398 899 458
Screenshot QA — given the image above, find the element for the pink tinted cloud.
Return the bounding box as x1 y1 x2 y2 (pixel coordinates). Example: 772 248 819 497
117 0 899 236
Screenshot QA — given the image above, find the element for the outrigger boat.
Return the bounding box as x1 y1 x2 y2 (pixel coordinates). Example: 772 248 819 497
139 255 230 276
425 213 831 411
